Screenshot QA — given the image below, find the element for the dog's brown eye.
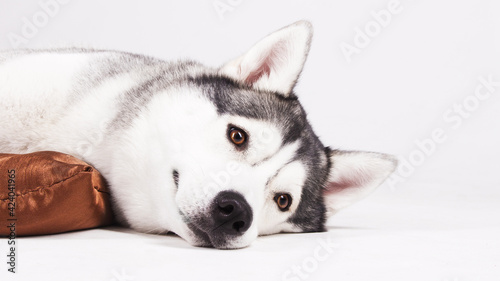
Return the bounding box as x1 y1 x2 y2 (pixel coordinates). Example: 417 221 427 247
228 127 247 146
274 193 292 211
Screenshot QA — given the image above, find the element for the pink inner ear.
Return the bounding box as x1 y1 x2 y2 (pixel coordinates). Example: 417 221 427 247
244 60 271 85
325 179 358 195
243 40 287 85
324 171 371 195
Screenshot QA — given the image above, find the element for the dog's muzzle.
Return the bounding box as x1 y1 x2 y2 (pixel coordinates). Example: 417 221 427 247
188 190 253 248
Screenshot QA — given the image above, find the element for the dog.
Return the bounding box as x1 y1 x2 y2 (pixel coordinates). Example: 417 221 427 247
0 21 396 249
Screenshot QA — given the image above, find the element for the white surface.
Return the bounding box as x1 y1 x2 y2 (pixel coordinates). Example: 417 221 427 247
1 182 499 281
1 0 499 280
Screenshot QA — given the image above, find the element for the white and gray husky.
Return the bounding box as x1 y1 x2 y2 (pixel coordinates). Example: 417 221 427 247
0 21 396 249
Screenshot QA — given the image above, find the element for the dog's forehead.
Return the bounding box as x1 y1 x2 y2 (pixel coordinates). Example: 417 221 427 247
189 75 306 145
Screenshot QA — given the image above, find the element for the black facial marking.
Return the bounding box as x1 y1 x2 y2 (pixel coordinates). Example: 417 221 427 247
173 170 179 188
285 122 330 232
188 74 307 146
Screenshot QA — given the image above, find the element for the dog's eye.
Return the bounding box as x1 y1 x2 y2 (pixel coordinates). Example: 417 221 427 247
274 193 292 211
228 126 247 146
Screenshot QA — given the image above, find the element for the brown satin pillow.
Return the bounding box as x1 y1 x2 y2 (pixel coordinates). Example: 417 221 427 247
0 151 114 236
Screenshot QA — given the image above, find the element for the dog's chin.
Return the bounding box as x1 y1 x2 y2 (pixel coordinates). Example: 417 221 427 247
185 223 252 249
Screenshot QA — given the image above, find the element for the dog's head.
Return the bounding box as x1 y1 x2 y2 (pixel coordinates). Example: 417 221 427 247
115 21 396 249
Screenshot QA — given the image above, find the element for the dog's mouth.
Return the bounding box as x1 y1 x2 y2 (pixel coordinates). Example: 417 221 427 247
185 220 240 249
176 209 216 248
179 209 245 249
186 222 214 248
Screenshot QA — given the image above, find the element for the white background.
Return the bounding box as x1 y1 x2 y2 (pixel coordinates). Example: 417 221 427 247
1 0 499 280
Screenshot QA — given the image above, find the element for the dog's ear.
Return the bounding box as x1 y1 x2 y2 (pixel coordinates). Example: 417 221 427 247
219 20 313 96
323 150 397 217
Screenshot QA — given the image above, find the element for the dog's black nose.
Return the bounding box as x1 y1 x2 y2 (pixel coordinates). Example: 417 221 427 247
211 191 252 235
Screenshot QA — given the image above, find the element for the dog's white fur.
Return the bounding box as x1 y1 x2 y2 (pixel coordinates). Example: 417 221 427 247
0 21 396 248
